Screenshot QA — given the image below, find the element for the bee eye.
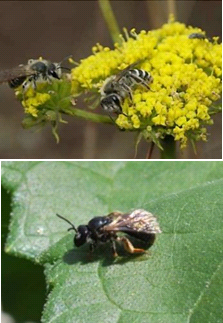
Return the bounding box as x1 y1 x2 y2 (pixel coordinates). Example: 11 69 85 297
48 64 60 79
74 225 89 247
112 95 120 104
50 71 60 79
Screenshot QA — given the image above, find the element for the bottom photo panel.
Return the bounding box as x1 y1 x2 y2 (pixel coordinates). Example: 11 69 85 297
1 161 223 323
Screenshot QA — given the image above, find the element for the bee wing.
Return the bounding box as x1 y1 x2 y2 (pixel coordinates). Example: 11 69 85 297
103 209 162 234
0 65 35 84
114 62 140 82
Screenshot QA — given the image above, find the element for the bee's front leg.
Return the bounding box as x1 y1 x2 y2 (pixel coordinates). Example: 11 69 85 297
22 78 31 91
89 241 97 253
32 78 37 90
117 236 146 254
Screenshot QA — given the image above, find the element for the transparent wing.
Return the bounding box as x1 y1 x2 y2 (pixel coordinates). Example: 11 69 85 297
0 65 35 84
115 62 139 82
104 209 162 234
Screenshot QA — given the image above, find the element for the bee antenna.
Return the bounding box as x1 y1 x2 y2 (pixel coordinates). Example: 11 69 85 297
59 55 73 65
58 66 71 71
56 213 77 232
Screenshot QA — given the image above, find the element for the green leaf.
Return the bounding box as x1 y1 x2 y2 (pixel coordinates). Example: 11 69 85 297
2 161 223 323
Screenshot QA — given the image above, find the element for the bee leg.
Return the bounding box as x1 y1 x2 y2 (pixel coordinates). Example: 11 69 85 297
121 83 134 116
89 241 97 253
111 239 118 257
122 83 133 101
46 75 53 84
22 79 30 91
108 113 125 131
108 113 117 124
32 79 37 90
117 236 146 254
130 74 151 90
89 243 94 252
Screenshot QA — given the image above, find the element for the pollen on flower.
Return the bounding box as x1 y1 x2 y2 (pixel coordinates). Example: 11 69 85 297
70 16 221 149
22 92 51 117
131 114 140 128
152 115 166 126
116 114 133 129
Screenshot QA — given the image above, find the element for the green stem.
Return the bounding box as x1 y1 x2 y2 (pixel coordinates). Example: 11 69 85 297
98 0 121 44
160 135 176 159
62 106 113 124
209 103 222 115
167 0 177 20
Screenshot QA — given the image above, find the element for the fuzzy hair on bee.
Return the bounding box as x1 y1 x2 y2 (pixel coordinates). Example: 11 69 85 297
100 63 153 117
56 209 161 257
0 56 71 91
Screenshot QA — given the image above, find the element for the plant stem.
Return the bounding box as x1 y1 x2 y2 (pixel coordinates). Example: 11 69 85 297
62 106 113 124
160 135 176 158
167 0 177 20
98 0 121 44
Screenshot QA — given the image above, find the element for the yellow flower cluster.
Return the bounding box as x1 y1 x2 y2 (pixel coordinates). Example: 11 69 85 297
21 87 51 117
71 19 222 148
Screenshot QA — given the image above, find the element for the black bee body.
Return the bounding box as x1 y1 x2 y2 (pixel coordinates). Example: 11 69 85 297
57 209 161 256
100 63 153 116
0 57 70 91
18 59 61 90
188 33 206 40
78 216 114 248
124 69 152 87
8 76 27 89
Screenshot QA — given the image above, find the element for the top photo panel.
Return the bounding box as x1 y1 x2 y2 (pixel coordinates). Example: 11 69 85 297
0 0 221 159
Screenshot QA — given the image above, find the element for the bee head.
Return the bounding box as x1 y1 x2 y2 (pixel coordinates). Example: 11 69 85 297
53 55 72 79
47 63 61 79
74 225 90 247
56 214 89 247
101 94 122 114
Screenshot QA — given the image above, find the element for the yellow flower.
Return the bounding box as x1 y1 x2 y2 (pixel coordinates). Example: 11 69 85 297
152 115 166 126
71 18 221 149
22 92 51 117
131 114 140 128
14 18 221 149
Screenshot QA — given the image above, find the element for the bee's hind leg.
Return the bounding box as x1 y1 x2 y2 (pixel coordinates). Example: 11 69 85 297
111 239 118 257
117 236 146 254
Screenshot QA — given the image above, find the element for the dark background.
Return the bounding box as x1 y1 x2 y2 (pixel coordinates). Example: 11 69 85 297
0 1 221 159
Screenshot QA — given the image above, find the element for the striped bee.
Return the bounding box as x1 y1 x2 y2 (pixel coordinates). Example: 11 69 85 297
0 57 70 91
57 209 161 257
188 33 206 40
100 63 153 116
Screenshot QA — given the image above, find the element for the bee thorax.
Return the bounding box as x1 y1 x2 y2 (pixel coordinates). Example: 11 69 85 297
99 64 153 117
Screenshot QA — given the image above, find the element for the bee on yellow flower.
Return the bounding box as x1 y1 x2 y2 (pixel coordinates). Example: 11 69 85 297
71 18 221 150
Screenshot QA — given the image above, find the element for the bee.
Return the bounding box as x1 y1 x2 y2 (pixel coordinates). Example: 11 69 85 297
188 33 206 40
0 57 70 91
100 63 153 116
56 209 161 257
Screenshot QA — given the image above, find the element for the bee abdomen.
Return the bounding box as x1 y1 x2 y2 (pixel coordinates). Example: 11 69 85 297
8 76 27 89
128 69 153 83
